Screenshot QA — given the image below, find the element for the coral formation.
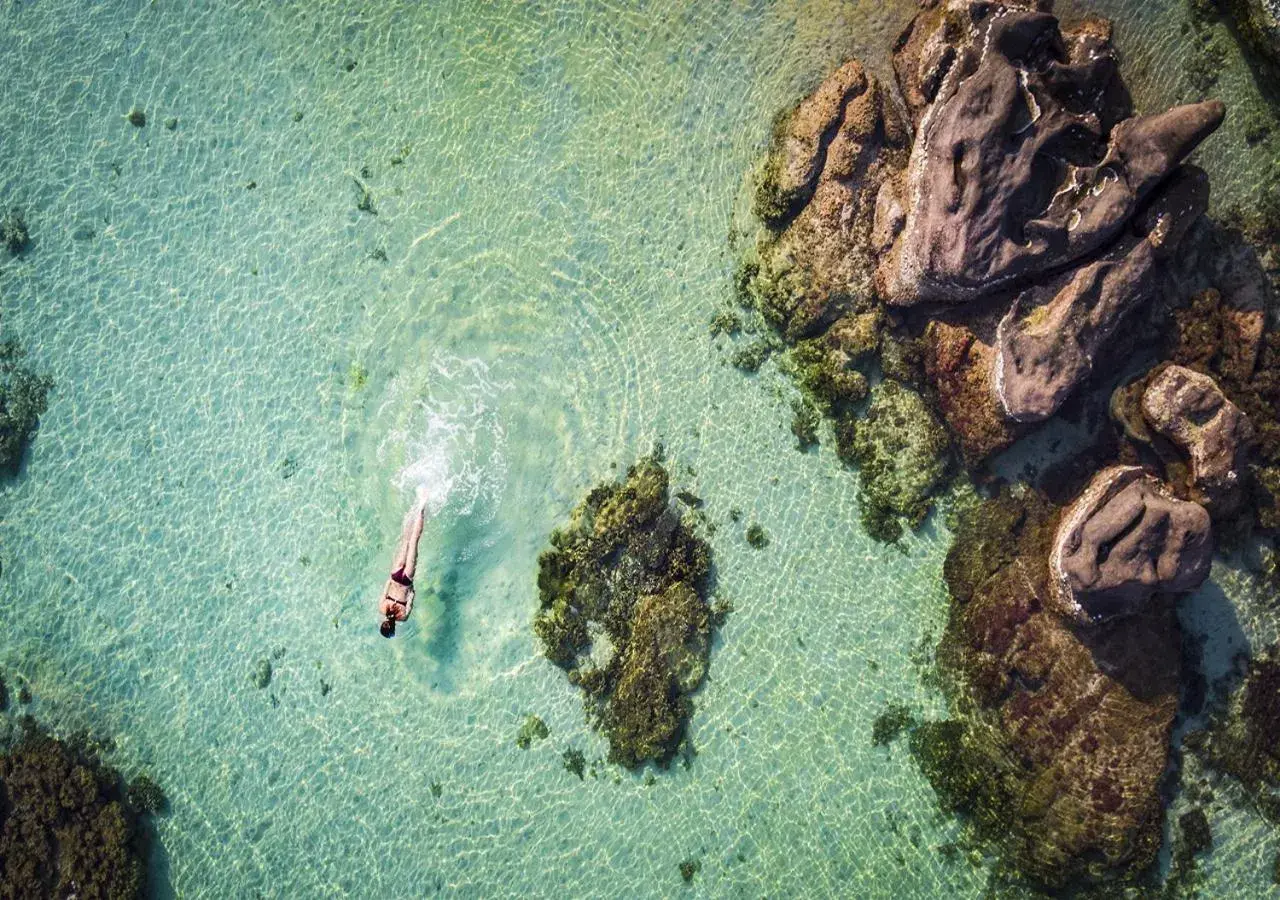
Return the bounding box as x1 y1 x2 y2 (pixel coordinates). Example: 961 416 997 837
0 720 162 899
533 453 720 768
1 210 29 256
0 339 53 473
837 379 949 543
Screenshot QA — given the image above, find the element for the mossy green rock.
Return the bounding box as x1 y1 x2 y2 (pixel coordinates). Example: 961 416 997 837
515 715 550 750
839 380 949 542
0 720 156 899
533 454 719 768
1220 0 1280 66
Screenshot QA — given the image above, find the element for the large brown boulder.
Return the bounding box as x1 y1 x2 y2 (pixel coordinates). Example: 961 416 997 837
876 1 1223 307
1141 365 1255 514
938 491 1182 885
994 168 1210 423
1050 466 1213 625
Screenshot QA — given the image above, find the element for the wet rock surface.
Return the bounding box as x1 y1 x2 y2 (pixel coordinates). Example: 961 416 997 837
1051 466 1212 624
1141 364 1255 512
532 453 721 768
936 490 1182 886
879 3 1222 308
995 167 1211 423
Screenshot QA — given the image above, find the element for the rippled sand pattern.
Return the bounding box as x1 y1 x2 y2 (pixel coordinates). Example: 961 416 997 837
0 0 1275 896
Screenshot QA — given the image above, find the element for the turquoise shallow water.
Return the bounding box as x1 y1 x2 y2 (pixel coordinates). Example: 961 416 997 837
0 0 1277 896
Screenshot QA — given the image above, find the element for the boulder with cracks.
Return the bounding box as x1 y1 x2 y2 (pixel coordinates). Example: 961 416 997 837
1050 466 1213 625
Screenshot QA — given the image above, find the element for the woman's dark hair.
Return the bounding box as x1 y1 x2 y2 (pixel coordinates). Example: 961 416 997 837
380 617 396 638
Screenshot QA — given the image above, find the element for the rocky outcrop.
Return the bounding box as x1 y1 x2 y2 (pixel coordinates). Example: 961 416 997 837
994 167 1210 423
739 0 1226 466
877 2 1222 307
937 491 1182 886
1142 365 1255 513
1050 466 1213 625
891 0 1223 446
533 453 723 768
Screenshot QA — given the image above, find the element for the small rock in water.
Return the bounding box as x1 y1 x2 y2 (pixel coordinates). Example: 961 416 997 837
562 747 586 779
1 208 30 256
1141 365 1254 514
679 859 700 883
251 658 273 690
125 107 146 127
164 117 178 130
745 523 768 549
515 715 550 749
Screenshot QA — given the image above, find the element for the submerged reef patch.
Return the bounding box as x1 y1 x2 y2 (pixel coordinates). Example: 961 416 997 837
533 452 721 768
837 379 950 543
1 210 29 257
0 338 52 474
0 719 164 899
1185 647 1280 824
927 489 1187 888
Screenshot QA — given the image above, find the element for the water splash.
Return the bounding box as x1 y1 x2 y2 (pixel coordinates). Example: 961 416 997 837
375 354 509 529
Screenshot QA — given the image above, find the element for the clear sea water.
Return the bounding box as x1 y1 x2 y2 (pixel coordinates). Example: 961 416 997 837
0 0 1276 896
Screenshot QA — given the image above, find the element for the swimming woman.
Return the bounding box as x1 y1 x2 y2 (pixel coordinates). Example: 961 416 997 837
379 496 428 638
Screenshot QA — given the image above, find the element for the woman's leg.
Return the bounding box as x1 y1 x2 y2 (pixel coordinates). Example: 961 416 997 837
401 503 427 579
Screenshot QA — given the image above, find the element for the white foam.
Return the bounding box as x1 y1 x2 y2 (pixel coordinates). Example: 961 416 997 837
375 354 509 525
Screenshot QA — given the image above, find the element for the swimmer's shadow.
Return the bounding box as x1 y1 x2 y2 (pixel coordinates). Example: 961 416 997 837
418 505 508 686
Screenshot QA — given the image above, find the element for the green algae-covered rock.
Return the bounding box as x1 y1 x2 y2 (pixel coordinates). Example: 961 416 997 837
0 340 52 473
0 720 159 899
926 491 1183 889
1220 0 1280 66
838 380 949 543
515 715 550 750
533 453 720 768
